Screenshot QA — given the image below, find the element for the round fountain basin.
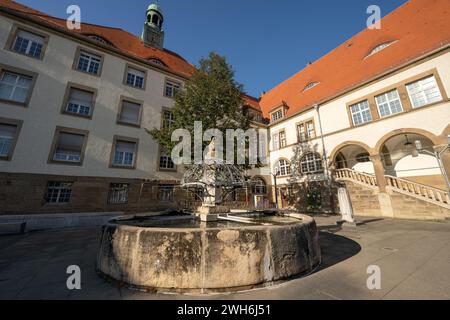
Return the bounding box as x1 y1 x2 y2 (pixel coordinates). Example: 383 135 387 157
96 213 321 293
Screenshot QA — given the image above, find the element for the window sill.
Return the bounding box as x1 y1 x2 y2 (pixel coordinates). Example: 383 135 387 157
7 48 44 61
158 167 177 172
43 202 71 206
48 159 83 166
0 155 12 161
110 164 136 170
124 83 146 91
62 110 93 120
74 68 101 78
0 98 28 107
117 121 141 129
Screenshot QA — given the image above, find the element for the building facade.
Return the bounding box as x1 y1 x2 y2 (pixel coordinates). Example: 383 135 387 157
0 0 449 220
258 0 450 220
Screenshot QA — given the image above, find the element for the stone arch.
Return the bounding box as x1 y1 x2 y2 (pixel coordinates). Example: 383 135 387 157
329 141 373 164
250 176 267 195
439 124 450 144
300 152 324 174
375 128 440 155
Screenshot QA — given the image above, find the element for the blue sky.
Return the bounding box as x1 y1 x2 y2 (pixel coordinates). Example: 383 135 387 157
18 0 408 97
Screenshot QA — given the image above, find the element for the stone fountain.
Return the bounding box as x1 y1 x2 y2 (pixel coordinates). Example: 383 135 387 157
96 160 321 293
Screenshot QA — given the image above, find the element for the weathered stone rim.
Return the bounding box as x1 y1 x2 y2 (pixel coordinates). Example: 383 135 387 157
105 213 312 233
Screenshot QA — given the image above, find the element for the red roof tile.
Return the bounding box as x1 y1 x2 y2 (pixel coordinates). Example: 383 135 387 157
243 94 261 112
259 0 450 119
0 0 196 77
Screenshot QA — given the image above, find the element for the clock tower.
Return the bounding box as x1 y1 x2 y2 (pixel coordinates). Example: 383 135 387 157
141 3 165 49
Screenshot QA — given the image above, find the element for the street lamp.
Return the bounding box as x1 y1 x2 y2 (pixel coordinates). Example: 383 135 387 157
415 135 450 198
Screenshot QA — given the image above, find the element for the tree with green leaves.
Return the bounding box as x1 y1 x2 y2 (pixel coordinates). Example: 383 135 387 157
148 52 250 163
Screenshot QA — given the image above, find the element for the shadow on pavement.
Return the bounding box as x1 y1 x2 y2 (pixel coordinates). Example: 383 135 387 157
314 231 362 273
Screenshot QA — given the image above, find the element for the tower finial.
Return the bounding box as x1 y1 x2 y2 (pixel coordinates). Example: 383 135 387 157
141 2 165 49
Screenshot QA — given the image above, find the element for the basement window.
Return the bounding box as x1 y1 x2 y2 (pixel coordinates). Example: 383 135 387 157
108 183 129 204
44 182 73 204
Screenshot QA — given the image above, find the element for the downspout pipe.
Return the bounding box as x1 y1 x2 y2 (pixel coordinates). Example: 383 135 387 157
314 104 330 181
315 104 335 213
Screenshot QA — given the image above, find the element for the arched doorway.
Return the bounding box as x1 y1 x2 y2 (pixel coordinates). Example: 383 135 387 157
250 177 268 209
378 133 445 189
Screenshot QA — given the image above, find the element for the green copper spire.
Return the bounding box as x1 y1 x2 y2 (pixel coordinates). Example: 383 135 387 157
141 2 165 49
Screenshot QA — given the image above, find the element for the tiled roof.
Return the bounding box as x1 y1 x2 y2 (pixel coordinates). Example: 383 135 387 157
0 0 196 77
242 94 261 112
259 0 450 119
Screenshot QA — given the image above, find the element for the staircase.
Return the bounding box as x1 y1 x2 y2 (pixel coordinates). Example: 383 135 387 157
335 168 450 209
335 168 378 189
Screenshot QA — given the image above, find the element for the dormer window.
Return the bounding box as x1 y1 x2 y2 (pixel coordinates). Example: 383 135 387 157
365 41 396 58
149 58 166 67
86 35 114 47
271 109 284 123
303 82 319 92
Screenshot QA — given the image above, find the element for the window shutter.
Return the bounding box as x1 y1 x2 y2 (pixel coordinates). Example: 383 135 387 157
116 141 136 154
128 67 145 78
57 133 84 153
16 30 44 44
120 101 141 124
69 88 93 107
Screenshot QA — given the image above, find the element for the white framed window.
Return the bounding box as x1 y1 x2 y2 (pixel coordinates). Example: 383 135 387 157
53 132 85 163
375 89 403 117
158 185 174 202
406 75 443 108
0 123 17 158
350 100 372 125
306 121 316 139
113 141 136 167
118 100 141 126
12 29 45 58
297 124 306 142
301 153 323 174
272 133 280 150
66 88 93 117
275 159 291 176
164 80 181 98
163 110 175 129
0 71 32 104
126 67 145 89
297 120 315 142
76 50 102 75
108 183 129 204
279 131 287 148
44 182 72 204
271 109 283 122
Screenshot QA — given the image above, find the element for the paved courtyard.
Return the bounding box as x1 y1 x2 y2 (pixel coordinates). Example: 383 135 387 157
0 216 449 300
